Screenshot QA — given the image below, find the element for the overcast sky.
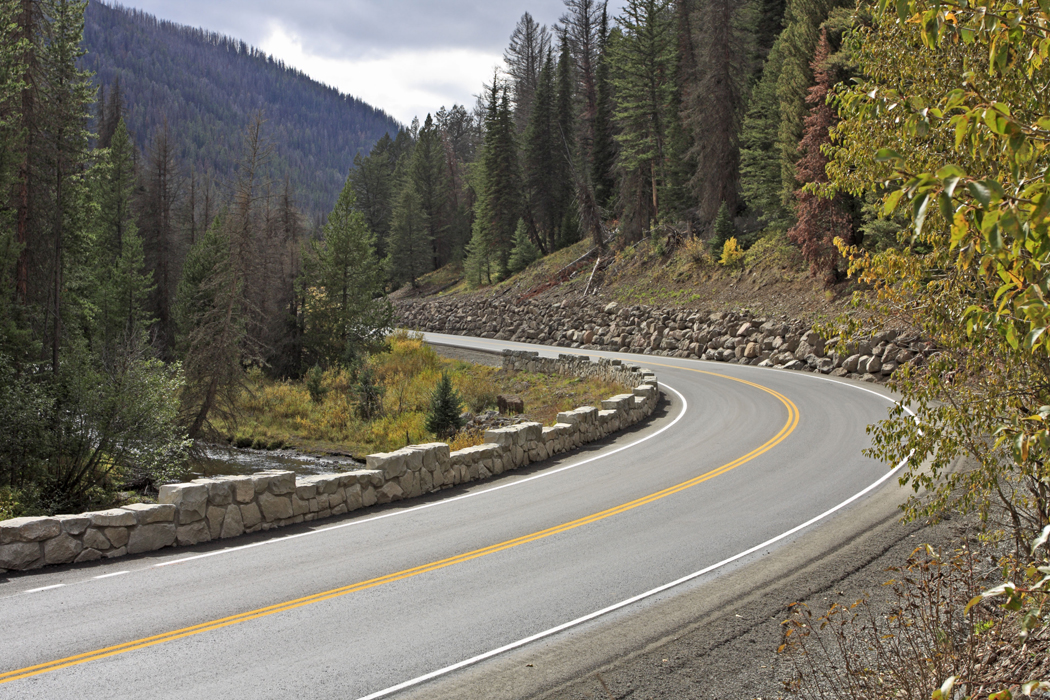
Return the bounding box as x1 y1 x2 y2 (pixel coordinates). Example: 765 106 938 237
110 0 627 124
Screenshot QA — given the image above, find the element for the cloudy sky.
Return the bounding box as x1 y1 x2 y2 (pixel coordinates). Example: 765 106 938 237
110 0 627 124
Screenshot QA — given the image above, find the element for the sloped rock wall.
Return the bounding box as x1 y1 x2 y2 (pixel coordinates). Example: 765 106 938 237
399 297 935 384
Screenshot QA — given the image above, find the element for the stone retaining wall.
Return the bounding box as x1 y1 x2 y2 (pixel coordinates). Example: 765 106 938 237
399 297 937 384
0 355 661 574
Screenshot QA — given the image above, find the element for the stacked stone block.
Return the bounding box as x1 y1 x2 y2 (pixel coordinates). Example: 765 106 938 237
0 355 661 573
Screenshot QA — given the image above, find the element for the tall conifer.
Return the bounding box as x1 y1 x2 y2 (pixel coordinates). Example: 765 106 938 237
609 0 676 234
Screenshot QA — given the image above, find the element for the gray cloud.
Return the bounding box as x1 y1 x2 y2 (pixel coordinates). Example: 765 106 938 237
115 1 588 59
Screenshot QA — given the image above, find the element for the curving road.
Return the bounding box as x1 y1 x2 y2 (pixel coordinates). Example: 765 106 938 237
0 334 906 699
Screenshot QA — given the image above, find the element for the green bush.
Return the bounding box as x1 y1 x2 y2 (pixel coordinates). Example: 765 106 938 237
425 372 463 439
305 365 328 404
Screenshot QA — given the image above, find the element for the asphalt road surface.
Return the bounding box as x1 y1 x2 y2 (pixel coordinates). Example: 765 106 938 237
0 334 907 699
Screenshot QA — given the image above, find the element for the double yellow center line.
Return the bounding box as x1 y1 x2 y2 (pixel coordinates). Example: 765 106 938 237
1 369 798 686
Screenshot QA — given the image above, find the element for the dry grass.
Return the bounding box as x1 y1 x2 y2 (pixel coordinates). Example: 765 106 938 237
225 332 630 458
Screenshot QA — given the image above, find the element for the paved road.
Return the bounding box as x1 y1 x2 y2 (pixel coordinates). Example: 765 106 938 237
0 334 905 699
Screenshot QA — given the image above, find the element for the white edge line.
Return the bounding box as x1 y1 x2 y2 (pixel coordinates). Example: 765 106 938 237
93 571 130 580
354 348 917 700
356 447 913 700
24 584 65 594
152 384 690 569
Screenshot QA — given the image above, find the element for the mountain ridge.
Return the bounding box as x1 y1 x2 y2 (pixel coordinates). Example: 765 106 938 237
81 0 402 217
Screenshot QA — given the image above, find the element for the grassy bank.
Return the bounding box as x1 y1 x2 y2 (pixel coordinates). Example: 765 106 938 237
224 332 628 458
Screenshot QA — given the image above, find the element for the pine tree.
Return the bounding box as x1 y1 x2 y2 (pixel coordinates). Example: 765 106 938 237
712 201 736 249
174 217 241 440
93 118 153 348
471 82 522 278
609 0 677 235
385 174 431 288
560 0 604 167
774 0 852 209
786 29 851 284
508 219 541 273
504 12 551 131
301 177 392 368
175 118 270 440
554 34 579 248
425 372 462 439
739 37 792 227
591 5 618 210
0 0 28 360
96 76 121 148
36 0 96 375
410 114 451 270
687 0 758 226
140 120 182 358
523 51 559 253
350 134 395 261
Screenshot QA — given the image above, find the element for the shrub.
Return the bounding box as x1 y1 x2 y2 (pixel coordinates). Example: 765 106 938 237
719 237 745 268
682 236 715 268
425 372 463 439
355 365 384 420
507 219 541 273
305 366 327 404
713 201 736 249
743 229 795 269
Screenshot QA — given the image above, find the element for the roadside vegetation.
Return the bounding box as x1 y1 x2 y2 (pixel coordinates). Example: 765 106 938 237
780 2 1050 696
223 332 628 459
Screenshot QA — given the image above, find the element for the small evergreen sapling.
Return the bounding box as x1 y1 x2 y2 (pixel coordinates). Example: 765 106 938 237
425 372 463 439
355 365 384 420
712 201 736 251
507 220 540 273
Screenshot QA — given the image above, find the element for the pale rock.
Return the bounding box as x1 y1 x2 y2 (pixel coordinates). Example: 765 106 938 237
366 451 409 479
104 546 128 559
83 528 111 551
127 523 176 554
220 505 244 538
121 503 176 525
0 516 61 543
376 481 404 504
346 484 363 511
206 506 226 539
361 486 377 508
240 503 263 529
228 477 256 504
295 483 318 501
103 527 130 549
44 533 83 565
157 485 208 525
74 548 103 564
55 514 91 536
175 520 210 546
0 542 42 570
205 480 233 506
258 493 293 521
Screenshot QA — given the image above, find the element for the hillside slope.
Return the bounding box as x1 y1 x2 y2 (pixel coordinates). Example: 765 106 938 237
81 0 402 217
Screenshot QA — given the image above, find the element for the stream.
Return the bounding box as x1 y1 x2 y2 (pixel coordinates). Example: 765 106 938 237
189 446 363 479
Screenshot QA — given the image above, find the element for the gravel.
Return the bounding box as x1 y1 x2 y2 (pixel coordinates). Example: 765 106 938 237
529 512 976 700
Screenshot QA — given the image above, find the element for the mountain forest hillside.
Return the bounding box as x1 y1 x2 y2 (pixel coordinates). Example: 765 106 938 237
81 0 401 217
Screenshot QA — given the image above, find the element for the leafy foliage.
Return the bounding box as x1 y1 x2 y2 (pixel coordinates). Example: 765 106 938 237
829 0 1050 551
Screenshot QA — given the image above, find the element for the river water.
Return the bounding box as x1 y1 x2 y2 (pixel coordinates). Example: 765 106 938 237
189 447 363 479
